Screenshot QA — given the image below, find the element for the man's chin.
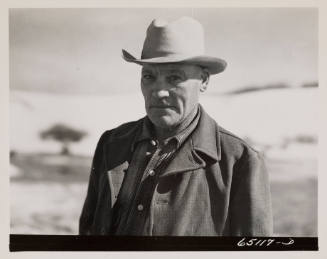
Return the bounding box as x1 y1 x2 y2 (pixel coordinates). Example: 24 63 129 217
149 115 179 130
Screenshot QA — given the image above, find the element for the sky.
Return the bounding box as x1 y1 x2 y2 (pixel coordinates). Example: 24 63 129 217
9 8 318 95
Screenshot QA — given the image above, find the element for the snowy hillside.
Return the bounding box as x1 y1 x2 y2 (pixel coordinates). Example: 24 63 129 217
10 88 318 157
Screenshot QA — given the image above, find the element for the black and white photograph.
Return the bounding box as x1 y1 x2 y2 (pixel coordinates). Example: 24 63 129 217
6 5 321 252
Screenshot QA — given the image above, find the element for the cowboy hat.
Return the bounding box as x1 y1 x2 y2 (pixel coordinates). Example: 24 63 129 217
122 16 227 75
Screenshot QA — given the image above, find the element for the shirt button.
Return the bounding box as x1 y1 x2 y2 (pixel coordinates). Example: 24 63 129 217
150 140 157 146
137 204 144 211
149 169 155 176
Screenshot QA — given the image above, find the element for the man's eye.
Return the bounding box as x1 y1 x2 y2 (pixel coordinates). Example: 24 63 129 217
142 74 154 80
168 75 182 83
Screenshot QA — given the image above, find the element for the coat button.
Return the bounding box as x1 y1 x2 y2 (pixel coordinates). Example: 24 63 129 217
137 204 144 211
149 169 155 176
150 140 157 146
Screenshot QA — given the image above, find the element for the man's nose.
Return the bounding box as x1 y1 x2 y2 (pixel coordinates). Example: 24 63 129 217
152 89 169 98
151 78 169 98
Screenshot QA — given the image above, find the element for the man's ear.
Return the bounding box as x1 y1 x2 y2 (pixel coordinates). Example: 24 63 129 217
200 68 210 92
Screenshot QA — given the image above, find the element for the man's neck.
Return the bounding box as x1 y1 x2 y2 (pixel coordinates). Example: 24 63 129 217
154 105 199 142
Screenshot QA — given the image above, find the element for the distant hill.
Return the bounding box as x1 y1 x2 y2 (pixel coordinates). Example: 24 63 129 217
223 81 318 95
225 83 289 95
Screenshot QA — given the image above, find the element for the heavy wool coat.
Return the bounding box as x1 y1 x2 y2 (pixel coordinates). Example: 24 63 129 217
79 107 273 236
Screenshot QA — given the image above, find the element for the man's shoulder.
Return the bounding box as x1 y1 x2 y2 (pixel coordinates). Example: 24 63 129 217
98 118 144 144
217 125 260 158
197 107 260 160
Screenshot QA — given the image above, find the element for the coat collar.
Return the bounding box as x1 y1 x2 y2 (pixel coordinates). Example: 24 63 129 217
160 105 221 177
104 105 221 176
191 104 221 162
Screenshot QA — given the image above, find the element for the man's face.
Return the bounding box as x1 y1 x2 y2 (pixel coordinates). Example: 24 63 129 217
141 63 207 130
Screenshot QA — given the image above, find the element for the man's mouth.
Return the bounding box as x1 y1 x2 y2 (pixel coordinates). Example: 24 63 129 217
150 105 174 109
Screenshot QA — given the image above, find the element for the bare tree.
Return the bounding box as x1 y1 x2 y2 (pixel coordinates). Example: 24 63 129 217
40 123 87 155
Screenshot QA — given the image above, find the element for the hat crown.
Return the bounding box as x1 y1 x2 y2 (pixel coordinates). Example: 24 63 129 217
122 16 227 75
141 17 205 59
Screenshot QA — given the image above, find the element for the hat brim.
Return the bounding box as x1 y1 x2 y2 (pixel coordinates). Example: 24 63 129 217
122 49 227 75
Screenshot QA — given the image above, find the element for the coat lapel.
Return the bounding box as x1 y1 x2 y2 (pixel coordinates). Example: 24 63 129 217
160 140 205 177
107 161 129 206
103 119 143 206
160 106 222 177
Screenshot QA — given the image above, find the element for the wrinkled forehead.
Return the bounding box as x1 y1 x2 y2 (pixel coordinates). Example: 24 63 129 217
141 63 202 75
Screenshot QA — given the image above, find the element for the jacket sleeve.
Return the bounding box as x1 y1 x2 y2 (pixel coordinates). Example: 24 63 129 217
79 132 107 235
230 149 273 236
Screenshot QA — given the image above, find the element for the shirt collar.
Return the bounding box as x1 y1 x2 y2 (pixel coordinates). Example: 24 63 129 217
132 105 201 151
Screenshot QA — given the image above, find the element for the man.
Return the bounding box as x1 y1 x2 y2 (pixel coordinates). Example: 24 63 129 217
79 17 273 236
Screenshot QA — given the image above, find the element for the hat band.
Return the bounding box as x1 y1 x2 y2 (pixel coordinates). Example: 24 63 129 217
141 49 204 60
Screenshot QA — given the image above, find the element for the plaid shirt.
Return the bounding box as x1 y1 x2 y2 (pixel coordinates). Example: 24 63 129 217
112 106 200 235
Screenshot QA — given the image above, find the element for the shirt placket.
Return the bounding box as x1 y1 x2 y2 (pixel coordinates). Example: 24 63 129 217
124 138 178 235
122 139 160 235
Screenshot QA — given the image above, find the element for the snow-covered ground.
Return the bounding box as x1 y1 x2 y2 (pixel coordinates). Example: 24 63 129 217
10 87 318 158
10 182 88 234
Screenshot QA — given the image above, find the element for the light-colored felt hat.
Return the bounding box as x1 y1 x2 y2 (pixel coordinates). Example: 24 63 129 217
122 16 227 75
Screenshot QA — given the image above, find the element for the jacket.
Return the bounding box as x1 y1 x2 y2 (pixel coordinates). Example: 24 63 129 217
79 107 273 236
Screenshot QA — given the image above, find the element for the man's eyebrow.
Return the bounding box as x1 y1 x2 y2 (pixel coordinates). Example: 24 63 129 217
141 69 153 74
141 67 186 76
166 69 186 76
